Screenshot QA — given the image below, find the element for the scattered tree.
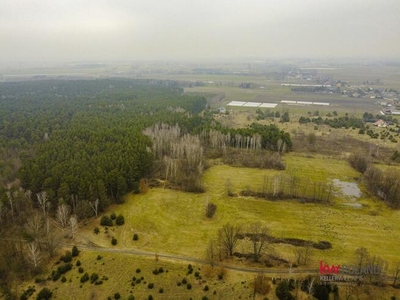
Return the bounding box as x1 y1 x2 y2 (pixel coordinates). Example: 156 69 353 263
355 247 369 269
56 204 70 228
218 223 242 257
69 216 78 239
36 191 50 217
26 242 42 268
248 222 269 262
88 199 99 217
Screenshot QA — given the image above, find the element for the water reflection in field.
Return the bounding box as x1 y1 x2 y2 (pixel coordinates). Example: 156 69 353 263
333 178 362 208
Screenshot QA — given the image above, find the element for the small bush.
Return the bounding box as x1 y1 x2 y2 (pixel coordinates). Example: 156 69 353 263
97 255 102 260
116 214 125 226
52 271 60 281
152 269 159 275
182 278 187 284
57 263 72 275
187 283 192 290
61 276 67 283
195 271 200 277
80 273 89 283
114 292 120 299
110 213 117 220
60 251 72 263
78 267 84 273
159 288 163 293
204 285 209 291
76 260 81 267
100 215 113 226
90 273 99 284
158 267 164 273
36 288 52 300
148 296 153 300
133 234 139 241
94 281 103 285
206 203 217 218
20 286 36 300
72 246 79 257
111 237 117 245
94 227 100 234
136 268 141 273
148 283 154 289
254 274 271 295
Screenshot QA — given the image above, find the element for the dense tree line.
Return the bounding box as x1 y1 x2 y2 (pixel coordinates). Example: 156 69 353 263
349 152 400 208
299 115 365 129
200 123 292 153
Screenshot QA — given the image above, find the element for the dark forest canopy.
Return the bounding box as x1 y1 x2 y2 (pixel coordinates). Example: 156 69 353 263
0 79 206 215
0 79 292 219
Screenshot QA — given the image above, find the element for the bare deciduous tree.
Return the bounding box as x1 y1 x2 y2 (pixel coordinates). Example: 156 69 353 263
218 223 242 257
44 229 62 257
70 194 78 215
24 189 32 202
294 242 312 266
355 247 369 269
26 242 42 268
248 222 269 262
6 188 16 222
25 213 44 245
69 216 78 239
56 204 70 228
88 199 99 217
206 239 217 267
307 277 315 295
36 191 50 216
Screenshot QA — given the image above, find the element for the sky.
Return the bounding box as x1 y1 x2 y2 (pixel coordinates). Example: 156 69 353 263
1 0 400 62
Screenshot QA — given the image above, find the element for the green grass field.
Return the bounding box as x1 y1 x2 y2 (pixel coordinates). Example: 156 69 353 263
79 154 400 275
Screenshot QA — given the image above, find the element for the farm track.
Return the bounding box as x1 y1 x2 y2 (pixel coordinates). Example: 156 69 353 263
61 239 397 283
67 243 317 275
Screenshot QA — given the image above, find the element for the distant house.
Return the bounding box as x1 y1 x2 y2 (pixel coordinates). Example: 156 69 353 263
217 107 226 114
384 107 392 114
373 119 387 127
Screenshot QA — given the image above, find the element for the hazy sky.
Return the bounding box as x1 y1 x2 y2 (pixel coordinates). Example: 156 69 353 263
1 0 399 62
